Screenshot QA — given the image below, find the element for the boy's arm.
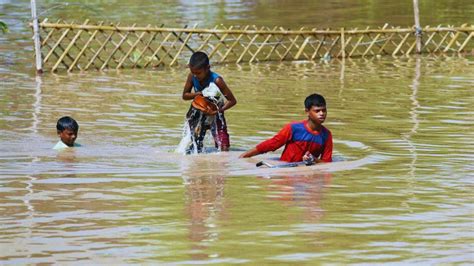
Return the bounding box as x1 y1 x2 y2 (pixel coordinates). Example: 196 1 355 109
215 77 237 112
318 131 333 163
239 147 260 158
182 73 201 100
239 124 292 158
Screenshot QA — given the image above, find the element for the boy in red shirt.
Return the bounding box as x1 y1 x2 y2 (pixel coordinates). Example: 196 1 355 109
240 93 332 163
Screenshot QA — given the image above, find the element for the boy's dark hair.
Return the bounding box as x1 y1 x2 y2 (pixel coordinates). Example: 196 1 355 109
304 93 326 109
56 116 79 132
189 51 209 68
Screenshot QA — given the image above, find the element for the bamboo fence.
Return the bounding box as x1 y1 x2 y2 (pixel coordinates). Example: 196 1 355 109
32 19 473 72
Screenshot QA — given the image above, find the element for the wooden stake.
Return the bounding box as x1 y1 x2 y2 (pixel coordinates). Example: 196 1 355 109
30 0 43 74
340 27 346 58
413 0 422 53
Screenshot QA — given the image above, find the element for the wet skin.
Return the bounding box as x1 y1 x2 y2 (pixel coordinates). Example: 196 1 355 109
306 105 327 131
189 65 210 86
58 129 78 147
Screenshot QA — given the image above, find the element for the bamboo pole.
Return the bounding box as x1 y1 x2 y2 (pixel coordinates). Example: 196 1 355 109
32 20 474 71
251 26 277 63
281 26 304 60
349 26 370 57
132 29 159 68
413 0 422 53
423 25 442 53
171 24 196 54
170 24 197 66
143 31 173 68
85 23 119 70
376 31 396 55
100 24 136 70
39 22 473 35
363 23 389 56
40 19 57 46
444 23 468 52
116 24 151 69
68 21 104 72
323 35 340 59
434 31 451 52
311 35 326 59
43 25 72 66
237 26 265 63
198 25 220 53
153 30 180 67
264 33 285 61
30 0 43 74
219 25 250 63
52 19 89 72
392 33 411 55
294 36 310 60
207 26 234 59
213 25 243 58
340 27 346 58
458 32 473 52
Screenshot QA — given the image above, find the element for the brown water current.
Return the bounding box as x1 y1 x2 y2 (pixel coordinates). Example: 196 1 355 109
1 0 473 264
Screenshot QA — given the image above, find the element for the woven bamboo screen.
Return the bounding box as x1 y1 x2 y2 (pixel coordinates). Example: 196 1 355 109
35 19 473 72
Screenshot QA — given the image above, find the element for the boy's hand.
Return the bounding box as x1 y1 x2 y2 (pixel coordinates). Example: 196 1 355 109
302 151 315 165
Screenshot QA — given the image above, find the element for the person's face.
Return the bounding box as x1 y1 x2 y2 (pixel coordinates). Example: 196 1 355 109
189 65 210 83
306 105 327 125
58 129 77 147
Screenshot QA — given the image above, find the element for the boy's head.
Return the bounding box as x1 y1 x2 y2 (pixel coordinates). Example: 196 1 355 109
188 51 210 82
56 116 79 147
304 93 326 109
304 94 327 125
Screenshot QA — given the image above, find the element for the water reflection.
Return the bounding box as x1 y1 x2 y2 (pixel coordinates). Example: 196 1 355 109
266 172 332 222
31 76 42 133
401 57 421 212
1 56 473 264
181 154 230 259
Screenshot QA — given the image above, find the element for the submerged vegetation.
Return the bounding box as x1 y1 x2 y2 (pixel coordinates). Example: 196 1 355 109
0 21 8 33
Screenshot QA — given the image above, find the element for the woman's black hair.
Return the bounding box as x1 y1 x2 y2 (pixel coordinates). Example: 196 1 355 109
189 51 209 68
56 116 79 132
304 93 326 109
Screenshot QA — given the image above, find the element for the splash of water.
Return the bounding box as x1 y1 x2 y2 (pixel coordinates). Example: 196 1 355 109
175 107 225 154
175 120 195 154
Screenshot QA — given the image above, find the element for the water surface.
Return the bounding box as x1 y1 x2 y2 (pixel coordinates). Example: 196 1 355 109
1 0 473 264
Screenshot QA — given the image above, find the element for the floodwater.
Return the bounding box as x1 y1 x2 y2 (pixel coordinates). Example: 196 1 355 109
1 0 473 264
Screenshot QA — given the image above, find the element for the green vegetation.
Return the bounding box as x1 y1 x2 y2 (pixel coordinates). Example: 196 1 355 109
0 21 8 33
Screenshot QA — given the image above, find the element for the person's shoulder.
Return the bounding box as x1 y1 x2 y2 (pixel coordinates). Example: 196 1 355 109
53 141 82 150
293 120 306 124
321 125 332 139
211 71 223 80
288 120 306 127
322 125 332 134
282 120 304 131
53 141 68 150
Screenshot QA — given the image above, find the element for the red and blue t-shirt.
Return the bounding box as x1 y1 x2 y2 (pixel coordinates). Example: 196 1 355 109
256 120 333 162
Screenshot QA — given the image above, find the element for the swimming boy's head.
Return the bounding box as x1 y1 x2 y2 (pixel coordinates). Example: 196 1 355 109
188 51 210 83
304 93 327 125
56 116 79 147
